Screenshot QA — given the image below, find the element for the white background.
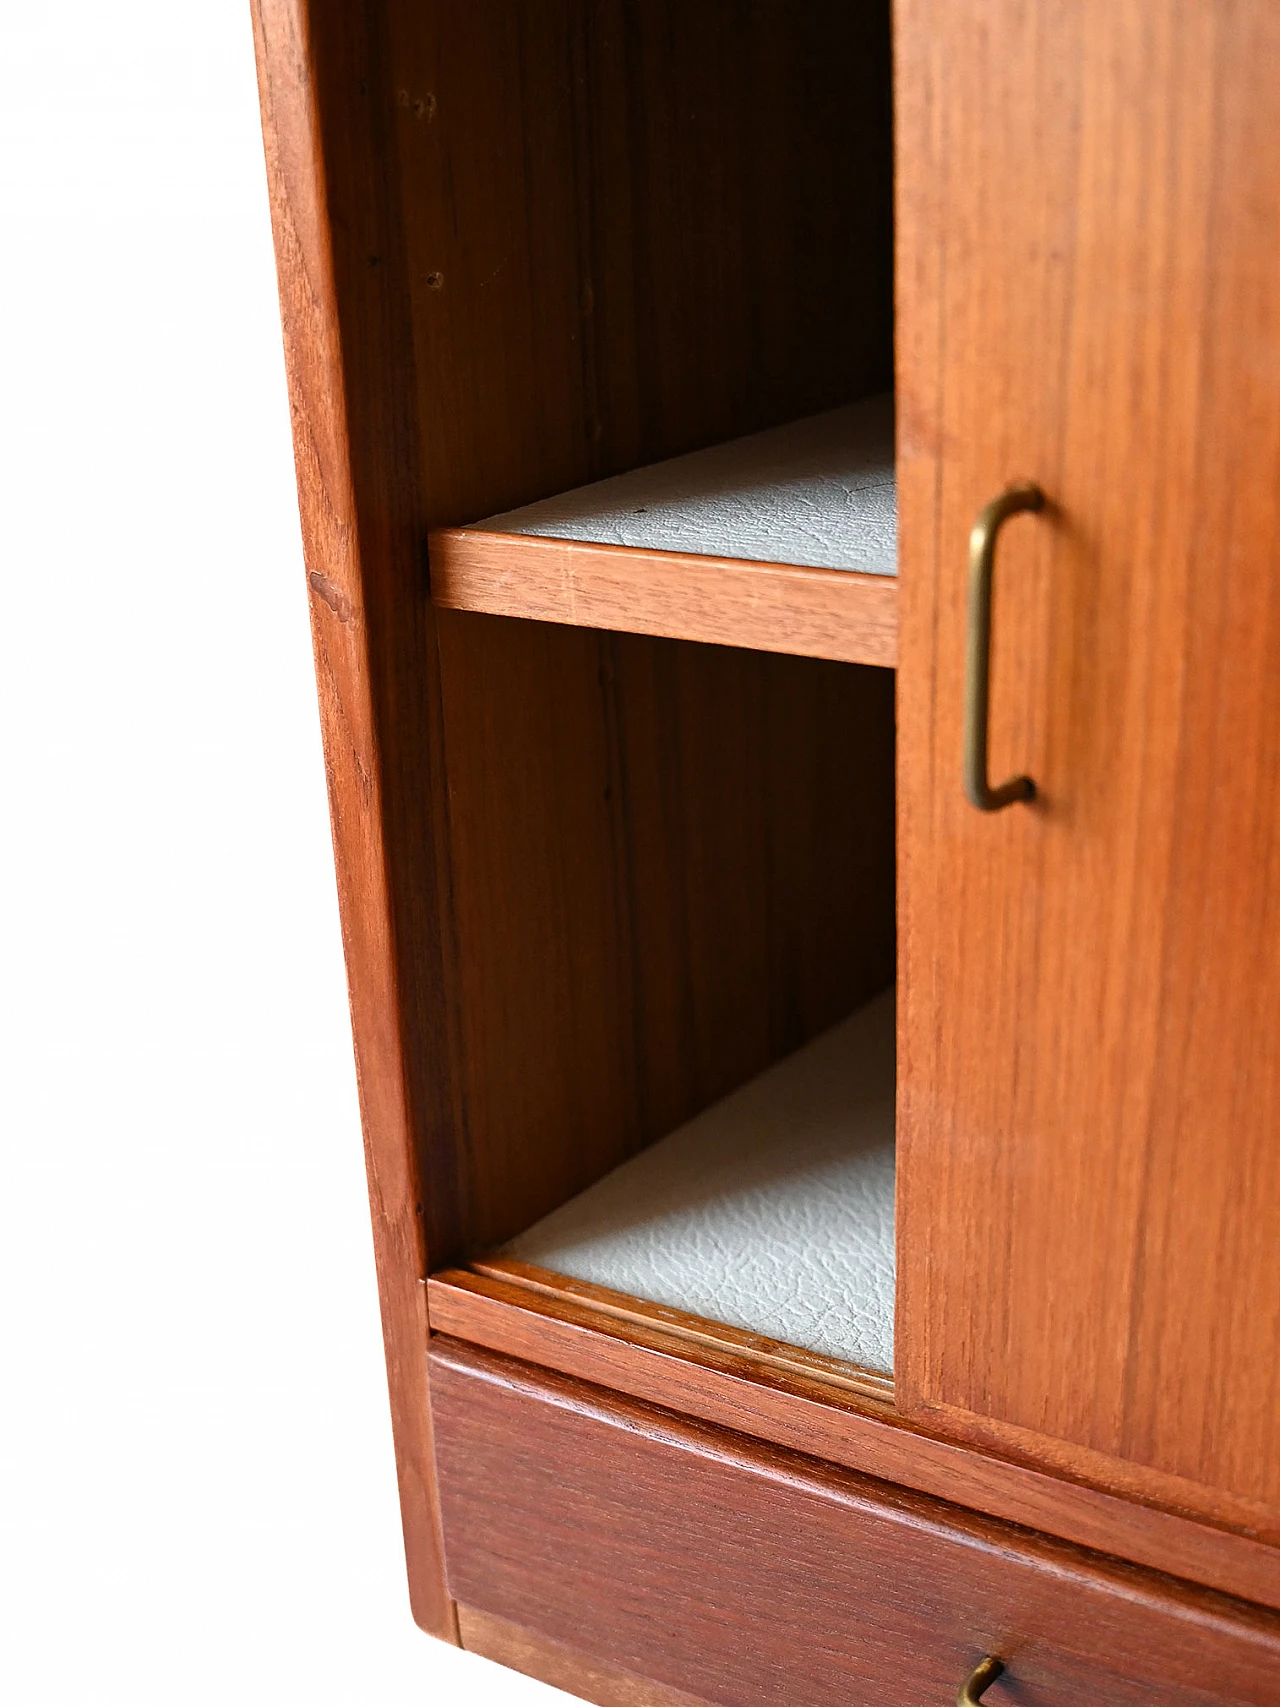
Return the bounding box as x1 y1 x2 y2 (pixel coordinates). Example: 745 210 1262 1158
0 7 564 1704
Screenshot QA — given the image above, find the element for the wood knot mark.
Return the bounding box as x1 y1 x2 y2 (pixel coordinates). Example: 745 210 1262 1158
308 570 353 623
397 89 436 121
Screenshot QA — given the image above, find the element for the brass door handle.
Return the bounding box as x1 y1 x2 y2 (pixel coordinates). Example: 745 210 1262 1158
964 484 1044 811
958 1656 1004 1705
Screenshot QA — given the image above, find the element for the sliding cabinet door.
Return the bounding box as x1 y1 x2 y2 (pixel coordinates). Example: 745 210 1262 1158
895 0 1280 1538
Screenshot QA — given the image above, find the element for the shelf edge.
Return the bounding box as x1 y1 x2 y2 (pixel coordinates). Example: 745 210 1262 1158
429 528 898 667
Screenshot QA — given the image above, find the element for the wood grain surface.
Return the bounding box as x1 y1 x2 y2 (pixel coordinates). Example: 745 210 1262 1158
427 1268 1280 1614
429 530 898 666
458 1608 712 1707
431 1338 1280 1707
896 0 1280 1525
386 0 892 523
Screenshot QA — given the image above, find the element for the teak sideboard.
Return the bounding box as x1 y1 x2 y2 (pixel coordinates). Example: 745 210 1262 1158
252 2 1280 1701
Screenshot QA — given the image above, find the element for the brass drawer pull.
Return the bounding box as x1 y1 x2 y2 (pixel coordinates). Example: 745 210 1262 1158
958 1656 1004 1705
964 483 1044 811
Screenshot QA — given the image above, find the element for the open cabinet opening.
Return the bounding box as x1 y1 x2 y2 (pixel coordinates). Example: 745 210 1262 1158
446 636 897 1400
407 0 899 1402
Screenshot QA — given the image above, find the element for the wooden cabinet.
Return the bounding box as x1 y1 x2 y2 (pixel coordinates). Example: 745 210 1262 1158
253 0 1280 1697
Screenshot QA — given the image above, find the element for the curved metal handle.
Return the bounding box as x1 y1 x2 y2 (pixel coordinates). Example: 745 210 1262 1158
958 1656 1005 1706
964 484 1044 811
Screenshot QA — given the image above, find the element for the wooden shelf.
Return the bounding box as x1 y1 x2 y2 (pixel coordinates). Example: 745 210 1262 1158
479 988 896 1393
430 395 897 667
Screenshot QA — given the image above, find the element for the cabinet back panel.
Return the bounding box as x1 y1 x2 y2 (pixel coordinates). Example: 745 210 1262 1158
896 0 1280 1525
387 0 892 524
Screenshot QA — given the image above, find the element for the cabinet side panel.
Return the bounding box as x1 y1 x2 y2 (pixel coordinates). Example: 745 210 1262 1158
251 0 462 1636
896 0 1280 1527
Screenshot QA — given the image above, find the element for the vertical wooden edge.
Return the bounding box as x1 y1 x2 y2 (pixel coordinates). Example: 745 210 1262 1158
248 0 456 1643
890 0 940 1431
458 1607 714 1707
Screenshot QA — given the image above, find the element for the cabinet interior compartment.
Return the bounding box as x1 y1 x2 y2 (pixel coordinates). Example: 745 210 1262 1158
441 630 897 1394
374 1 898 1393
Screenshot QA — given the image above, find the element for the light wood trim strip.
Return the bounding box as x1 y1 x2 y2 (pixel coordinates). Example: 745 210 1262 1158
427 1268 1280 1614
472 1257 895 1405
250 0 456 1643
428 528 898 667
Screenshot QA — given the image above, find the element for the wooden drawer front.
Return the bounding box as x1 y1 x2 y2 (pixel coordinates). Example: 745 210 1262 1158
429 1340 1280 1707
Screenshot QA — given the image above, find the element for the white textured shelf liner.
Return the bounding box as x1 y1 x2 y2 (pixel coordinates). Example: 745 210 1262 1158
503 987 895 1374
476 392 897 576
